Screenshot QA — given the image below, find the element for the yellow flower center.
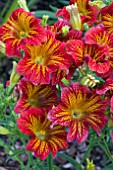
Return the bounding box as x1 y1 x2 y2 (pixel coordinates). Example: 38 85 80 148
35 54 45 65
28 98 38 107
36 130 46 140
19 31 28 38
72 109 85 120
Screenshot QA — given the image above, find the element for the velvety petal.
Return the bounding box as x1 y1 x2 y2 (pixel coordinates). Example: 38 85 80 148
48 104 72 127
67 120 89 143
18 108 68 160
100 2 113 34
14 78 59 113
0 8 46 57
66 40 84 66
85 112 108 135
17 31 72 85
84 27 108 45
111 96 113 111
88 57 110 74
96 78 113 95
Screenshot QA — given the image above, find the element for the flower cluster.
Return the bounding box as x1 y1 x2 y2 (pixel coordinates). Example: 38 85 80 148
1 0 113 160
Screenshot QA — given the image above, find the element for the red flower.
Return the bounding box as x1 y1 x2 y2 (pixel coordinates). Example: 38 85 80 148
56 0 99 27
100 2 113 34
48 83 109 143
96 78 113 95
14 78 59 113
66 39 110 73
0 8 46 57
66 39 84 66
52 61 76 85
17 31 72 85
17 108 68 160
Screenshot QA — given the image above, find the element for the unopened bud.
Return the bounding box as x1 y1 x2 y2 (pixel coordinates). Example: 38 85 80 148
17 0 29 12
66 3 81 30
89 0 106 9
41 15 49 27
86 158 95 170
62 25 70 36
81 74 100 87
10 61 21 86
0 41 6 54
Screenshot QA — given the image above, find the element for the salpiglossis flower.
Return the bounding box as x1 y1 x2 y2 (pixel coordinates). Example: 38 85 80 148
17 31 72 85
100 2 113 34
0 8 46 57
14 78 59 113
56 0 99 29
17 108 68 160
96 78 113 111
66 38 110 73
52 61 76 86
48 83 109 143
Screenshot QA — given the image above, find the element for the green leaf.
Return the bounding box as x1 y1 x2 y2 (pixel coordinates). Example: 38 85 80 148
0 126 12 135
49 5 58 12
101 164 113 170
58 0 68 6
2 0 19 24
34 10 57 19
6 149 26 162
28 0 39 9
57 152 82 170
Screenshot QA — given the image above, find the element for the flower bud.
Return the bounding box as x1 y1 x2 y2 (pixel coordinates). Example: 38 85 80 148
89 0 106 9
62 25 70 36
41 15 49 27
66 3 81 30
86 158 95 170
10 61 21 86
17 0 29 12
81 74 100 87
0 41 6 54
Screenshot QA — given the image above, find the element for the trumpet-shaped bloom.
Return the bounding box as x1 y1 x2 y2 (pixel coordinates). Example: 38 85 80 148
17 108 68 160
66 40 84 66
17 31 72 85
14 78 59 113
56 0 99 27
48 83 109 143
84 26 113 68
100 2 113 34
52 61 76 85
96 78 113 95
0 8 46 57
66 39 110 73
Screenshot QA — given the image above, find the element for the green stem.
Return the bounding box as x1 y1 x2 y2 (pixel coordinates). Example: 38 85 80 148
47 153 53 170
80 134 95 164
2 0 18 24
101 133 113 163
57 152 82 170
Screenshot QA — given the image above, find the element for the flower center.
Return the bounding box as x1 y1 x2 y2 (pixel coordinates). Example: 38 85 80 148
19 31 28 38
28 98 38 107
36 130 46 140
35 54 45 65
72 109 84 119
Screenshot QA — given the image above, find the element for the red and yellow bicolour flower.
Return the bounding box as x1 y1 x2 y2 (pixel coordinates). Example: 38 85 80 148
84 26 113 69
48 83 109 143
17 31 72 85
96 78 113 111
100 2 113 35
0 8 46 57
66 39 110 73
56 0 99 30
14 78 59 113
17 108 68 160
